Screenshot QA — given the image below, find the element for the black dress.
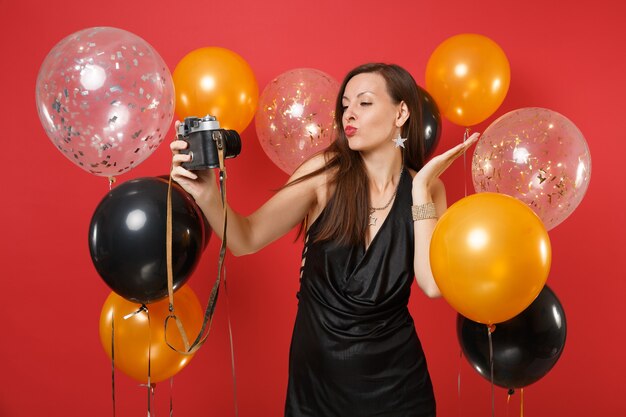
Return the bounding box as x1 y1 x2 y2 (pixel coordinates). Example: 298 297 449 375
285 169 436 417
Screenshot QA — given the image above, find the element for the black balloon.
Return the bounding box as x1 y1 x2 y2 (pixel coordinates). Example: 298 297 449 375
89 177 210 303
457 285 567 389
417 85 442 159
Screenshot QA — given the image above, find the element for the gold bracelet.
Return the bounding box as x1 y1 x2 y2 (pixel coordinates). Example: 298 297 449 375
411 202 437 221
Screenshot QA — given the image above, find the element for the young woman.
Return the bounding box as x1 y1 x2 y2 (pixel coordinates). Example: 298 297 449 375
171 63 479 417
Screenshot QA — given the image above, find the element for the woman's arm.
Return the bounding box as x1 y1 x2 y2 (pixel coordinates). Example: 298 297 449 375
411 133 480 297
412 178 446 298
171 139 327 256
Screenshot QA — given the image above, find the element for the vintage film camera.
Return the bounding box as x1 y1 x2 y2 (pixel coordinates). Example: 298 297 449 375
177 115 242 170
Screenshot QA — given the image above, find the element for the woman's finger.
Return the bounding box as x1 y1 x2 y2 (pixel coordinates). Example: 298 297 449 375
444 133 481 160
466 132 480 143
172 153 192 165
170 139 188 152
171 165 198 180
437 144 466 163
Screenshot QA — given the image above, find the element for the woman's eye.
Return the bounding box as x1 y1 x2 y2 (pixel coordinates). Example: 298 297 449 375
360 102 372 106
342 105 348 110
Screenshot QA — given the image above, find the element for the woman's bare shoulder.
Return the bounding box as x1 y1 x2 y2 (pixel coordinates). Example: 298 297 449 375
290 152 337 226
291 152 329 179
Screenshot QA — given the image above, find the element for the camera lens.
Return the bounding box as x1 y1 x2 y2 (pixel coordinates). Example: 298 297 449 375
221 130 242 159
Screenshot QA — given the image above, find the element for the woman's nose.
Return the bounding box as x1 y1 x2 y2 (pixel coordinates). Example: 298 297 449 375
344 106 356 121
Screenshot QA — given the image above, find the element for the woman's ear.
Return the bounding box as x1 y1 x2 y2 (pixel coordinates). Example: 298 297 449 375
396 101 410 127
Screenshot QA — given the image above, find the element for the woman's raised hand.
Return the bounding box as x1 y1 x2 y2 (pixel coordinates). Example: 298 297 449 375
413 132 480 189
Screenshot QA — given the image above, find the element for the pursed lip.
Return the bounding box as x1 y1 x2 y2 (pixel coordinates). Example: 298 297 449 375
344 126 357 137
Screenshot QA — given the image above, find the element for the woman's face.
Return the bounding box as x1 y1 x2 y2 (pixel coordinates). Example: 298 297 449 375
341 72 401 153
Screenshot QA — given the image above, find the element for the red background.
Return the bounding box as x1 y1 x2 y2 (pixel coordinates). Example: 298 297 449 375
1 0 624 415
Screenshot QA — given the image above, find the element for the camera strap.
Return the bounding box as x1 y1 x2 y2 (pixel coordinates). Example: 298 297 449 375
164 135 239 416
164 138 228 354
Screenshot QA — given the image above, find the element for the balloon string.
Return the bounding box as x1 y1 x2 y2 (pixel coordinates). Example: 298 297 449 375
507 388 515 417
506 391 511 417
224 267 239 417
148 384 156 417
487 324 495 417
169 377 174 417
111 308 116 417
463 128 470 198
520 388 524 417
127 305 152 417
120 304 154 417
457 348 463 417
108 176 116 190
146 305 152 417
123 305 147 320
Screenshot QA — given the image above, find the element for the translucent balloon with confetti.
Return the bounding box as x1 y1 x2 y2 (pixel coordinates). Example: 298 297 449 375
472 107 591 230
35 27 174 179
255 68 339 174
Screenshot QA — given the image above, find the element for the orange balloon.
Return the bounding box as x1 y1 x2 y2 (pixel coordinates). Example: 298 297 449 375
99 285 204 383
430 193 551 324
425 34 510 126
173 47 259 132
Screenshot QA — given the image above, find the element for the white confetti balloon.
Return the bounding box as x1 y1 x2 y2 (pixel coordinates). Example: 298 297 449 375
36 27 174 178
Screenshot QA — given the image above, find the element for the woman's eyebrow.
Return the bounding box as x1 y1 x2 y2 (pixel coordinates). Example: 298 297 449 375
342 91 376 101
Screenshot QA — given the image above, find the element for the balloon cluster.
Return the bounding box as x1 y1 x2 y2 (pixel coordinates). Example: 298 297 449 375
423 33 590 390
36 29 264 384
88 176 209 382
38 27 589 392
89 44 261 382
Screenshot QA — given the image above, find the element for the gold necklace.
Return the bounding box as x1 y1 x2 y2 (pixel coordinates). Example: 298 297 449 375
368 170 403 227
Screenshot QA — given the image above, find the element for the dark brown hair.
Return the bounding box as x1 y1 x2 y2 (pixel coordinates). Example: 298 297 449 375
289 63 425 245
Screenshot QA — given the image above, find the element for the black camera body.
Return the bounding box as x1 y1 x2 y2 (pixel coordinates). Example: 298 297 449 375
177 115 242 170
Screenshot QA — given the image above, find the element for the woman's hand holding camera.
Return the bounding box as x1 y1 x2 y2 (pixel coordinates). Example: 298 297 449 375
170 121 218 205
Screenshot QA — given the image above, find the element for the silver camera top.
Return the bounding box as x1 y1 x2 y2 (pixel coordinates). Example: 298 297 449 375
177 115 221 137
